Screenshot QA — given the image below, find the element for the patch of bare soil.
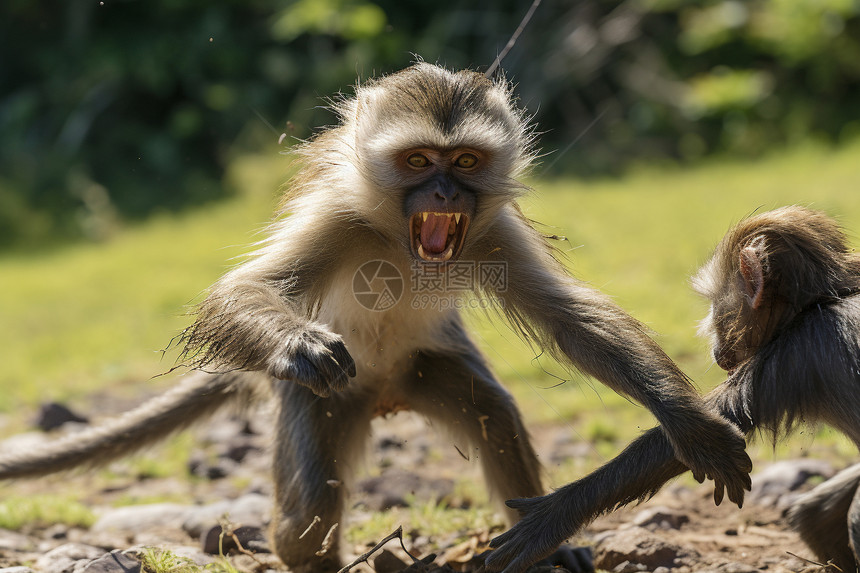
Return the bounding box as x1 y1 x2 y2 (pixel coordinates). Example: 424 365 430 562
0 398 846 573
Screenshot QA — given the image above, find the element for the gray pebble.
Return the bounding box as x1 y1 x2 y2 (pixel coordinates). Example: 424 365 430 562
35 543 104 573
78 551 141 573
750 459 835 507
92 503 191 533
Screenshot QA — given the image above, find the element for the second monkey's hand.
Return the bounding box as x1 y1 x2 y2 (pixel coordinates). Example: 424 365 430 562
667 411 752 508
483 493 580 573
267 325 356 397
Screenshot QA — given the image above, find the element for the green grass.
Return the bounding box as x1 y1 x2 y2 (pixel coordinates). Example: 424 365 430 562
345 497 501 549
0 494 96 530
2 140 859 466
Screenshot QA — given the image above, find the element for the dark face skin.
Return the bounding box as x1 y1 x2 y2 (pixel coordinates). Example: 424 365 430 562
708 271 782 373
400 147 480 263
710 300 756 372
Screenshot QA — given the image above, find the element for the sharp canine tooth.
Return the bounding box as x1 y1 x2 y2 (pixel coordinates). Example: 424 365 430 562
454 213 461 224
422 213 429 222
418 244 426 259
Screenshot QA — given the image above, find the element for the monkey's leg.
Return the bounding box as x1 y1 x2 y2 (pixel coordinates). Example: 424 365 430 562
788 462 860 572
268 380 374 573
405 349 542 518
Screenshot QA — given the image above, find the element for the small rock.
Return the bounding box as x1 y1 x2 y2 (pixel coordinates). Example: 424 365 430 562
188 453 239 480
716 562 760 573
92 503 191 533
0 432 49 455
181 493 270 538
373 549 409 573
612 561 648 573
594 527 698 571
201 524 268 554
36 402 89 432
0 529 36 551
44 524 71 540
78 551 141 573
749 459 835 507
223 443 259 463
632 506 690 530
356 469 454 511
35 543 104 573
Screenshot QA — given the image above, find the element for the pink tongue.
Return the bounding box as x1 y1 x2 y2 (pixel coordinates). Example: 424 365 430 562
420 213 452 254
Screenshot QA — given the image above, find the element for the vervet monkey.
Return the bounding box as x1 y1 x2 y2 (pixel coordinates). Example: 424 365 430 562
0 63 751 572
488 206 860 573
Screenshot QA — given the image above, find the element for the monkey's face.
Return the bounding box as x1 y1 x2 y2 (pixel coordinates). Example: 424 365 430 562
399 148 478 262
696 253 775 372
695 256 759 372
706 303 755 372
348 64 533 264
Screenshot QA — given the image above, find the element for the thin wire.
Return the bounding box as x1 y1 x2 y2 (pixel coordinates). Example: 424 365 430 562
486 0 543 78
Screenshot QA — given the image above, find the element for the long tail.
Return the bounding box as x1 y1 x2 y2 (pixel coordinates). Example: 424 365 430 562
0 370 261 479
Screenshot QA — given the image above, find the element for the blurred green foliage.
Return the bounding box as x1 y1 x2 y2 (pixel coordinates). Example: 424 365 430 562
2 0 859 248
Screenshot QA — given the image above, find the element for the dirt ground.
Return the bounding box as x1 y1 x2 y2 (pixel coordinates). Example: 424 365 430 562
0 399 848 573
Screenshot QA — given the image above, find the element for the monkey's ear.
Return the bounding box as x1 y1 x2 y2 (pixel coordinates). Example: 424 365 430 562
739 240 765 310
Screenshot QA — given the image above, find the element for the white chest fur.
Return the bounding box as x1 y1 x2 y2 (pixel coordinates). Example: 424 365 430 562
314 260 457 389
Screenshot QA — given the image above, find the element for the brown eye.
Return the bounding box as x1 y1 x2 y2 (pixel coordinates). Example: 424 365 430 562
455 153 478 168
407 153 429 168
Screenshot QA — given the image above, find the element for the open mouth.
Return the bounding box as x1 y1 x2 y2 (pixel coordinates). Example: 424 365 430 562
410 211 470 262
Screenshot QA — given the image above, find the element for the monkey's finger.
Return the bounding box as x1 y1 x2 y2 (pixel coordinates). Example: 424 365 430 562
483 547 514 571
504 496 541 513
728 482 745 508
550 546 594 573
713 482 725 506
488 527 517 549
499 552 537 573
304 348 352 392
328 340 357 377
270 354 333 397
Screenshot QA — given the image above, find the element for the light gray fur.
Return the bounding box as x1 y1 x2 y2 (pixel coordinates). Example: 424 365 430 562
1 63 750 573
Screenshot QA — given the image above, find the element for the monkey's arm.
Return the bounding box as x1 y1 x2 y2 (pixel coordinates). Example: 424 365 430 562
478 207 751 499
180 214 357 397
484 381 750 573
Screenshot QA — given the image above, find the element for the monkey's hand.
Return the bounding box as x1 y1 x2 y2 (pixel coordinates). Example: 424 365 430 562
667 413 752 508
267 325 357 398
483 493 580 573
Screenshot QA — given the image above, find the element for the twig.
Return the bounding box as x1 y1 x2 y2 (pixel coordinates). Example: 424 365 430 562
486 0 542 78
315 523 339 557
337 525 427 573
227 529 267 567
786 551 841 570
299 515 322 539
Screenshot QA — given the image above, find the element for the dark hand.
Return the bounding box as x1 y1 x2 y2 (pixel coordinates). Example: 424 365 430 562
670 414 752 508
483 494 578 573
268 325 356 397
